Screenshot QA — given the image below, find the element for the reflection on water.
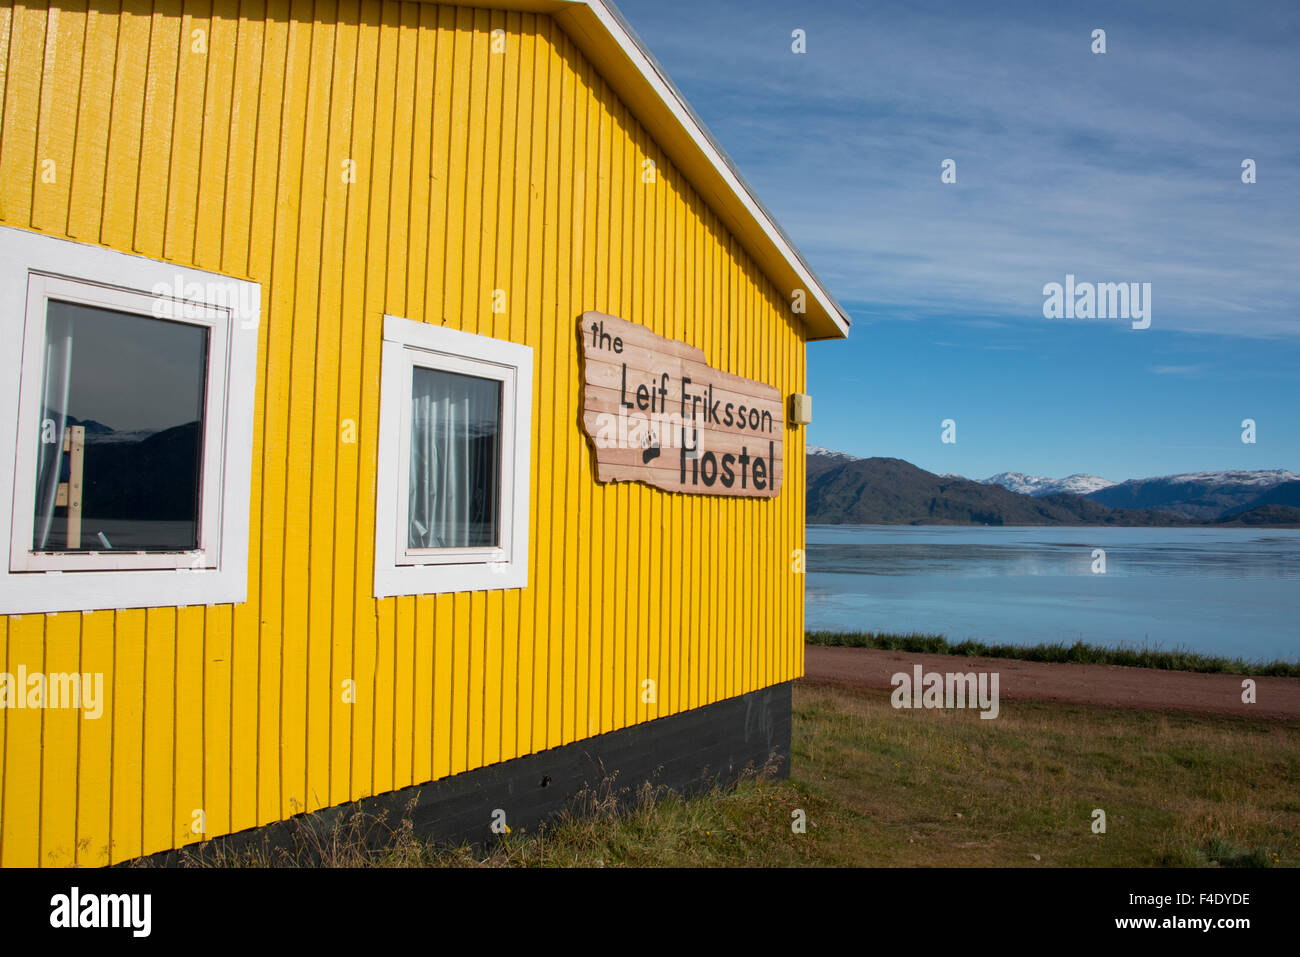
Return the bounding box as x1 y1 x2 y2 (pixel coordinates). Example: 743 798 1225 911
805 526 1300 662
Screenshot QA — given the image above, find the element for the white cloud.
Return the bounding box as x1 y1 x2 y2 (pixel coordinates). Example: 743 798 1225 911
618 0 1300 338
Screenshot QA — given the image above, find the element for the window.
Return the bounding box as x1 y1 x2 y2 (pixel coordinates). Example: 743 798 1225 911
0 226 260 614
374 315 533 596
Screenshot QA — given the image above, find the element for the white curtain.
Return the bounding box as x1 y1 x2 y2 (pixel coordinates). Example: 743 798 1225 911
408 368 500 549
34 310 74 550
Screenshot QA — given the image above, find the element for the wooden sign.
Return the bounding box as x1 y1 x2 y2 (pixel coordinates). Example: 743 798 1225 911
578 311 784 498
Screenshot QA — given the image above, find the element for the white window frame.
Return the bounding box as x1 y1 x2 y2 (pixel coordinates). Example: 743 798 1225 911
0 225 260 615
374 315 532 597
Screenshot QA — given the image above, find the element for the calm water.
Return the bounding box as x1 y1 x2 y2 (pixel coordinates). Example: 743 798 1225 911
805 526 1300 663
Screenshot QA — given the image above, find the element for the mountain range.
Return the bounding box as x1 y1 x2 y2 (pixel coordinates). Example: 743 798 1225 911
1083 471 1300 520
807 449 1300 526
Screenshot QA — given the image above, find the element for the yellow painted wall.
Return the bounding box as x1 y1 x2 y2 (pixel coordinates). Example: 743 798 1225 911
0 0 807 867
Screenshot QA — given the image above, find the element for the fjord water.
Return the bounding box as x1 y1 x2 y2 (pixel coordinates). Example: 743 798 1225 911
805 526 1300 663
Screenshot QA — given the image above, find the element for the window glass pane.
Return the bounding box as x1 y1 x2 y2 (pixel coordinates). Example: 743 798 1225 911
32 299 208 552
408 367 502 549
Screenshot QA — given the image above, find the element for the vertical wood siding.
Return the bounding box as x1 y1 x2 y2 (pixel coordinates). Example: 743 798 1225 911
0 0 807 866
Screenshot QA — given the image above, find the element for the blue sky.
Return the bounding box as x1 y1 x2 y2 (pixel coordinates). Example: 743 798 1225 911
614 0 1299 481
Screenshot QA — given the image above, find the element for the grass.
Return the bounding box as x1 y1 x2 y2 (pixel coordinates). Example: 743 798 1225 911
806 630 1300 678
180 681 1300 867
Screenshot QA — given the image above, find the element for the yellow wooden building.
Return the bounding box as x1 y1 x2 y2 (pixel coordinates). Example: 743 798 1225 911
0 0 849 866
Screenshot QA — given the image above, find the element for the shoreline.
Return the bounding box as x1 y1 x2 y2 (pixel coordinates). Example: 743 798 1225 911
807 522 1300 529
805 631 1300 677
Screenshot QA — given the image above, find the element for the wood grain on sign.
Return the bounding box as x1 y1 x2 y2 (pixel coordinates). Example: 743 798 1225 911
577 311 784 497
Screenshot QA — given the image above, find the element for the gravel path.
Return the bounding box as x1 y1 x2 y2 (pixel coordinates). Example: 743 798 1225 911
803 644 1300 720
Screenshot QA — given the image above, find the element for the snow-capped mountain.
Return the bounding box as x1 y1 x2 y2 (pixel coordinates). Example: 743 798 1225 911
982 468 1299 503
84 428 160 444
1145 469 1300 487
806 446 860 462
807 446 863 482
981 471 1116 497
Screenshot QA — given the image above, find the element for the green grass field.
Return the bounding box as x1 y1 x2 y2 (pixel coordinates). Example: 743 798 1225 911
202 680 1299 867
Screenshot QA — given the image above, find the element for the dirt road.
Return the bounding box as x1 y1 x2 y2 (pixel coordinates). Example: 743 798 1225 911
802 644 1300 720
